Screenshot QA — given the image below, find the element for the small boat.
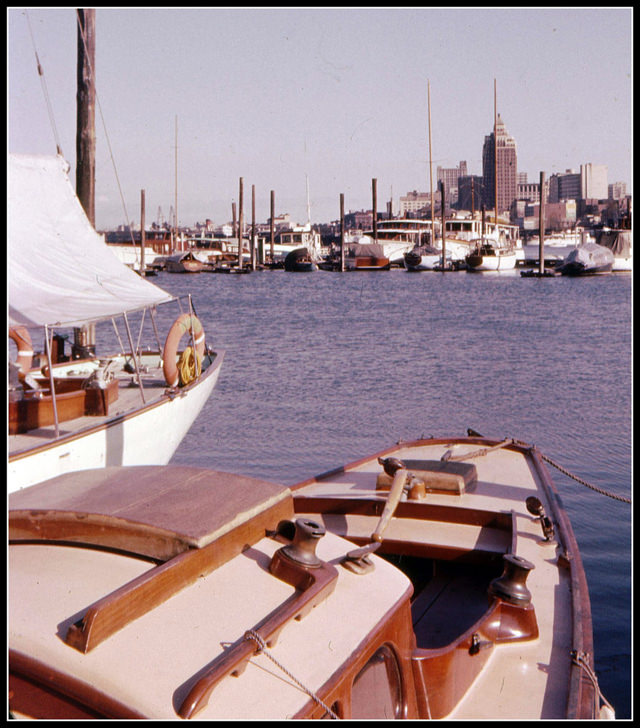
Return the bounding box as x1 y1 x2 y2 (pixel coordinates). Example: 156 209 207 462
403 244 447 271
556 242 614 276
465 238 518 271
8 433 613 719
345 242 391 270
8 154 224 492
360 219 434 266
265 225 324 266
163 250 210 273
284 247 318 272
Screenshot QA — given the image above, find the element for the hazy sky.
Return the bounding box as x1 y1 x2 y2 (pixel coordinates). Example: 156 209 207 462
8 7 633 230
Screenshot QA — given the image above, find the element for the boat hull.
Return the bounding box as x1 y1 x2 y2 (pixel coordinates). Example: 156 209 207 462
466 250 517 271
8 352 223 492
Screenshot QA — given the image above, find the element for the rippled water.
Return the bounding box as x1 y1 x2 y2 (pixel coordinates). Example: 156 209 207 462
158 267 631 717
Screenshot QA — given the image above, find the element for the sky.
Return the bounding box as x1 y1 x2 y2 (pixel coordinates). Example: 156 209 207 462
8 7 633 230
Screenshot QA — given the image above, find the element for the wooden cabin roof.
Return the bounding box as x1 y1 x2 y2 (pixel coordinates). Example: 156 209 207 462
9 465 291 560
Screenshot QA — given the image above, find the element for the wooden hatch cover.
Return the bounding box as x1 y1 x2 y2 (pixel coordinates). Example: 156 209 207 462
9 465 293 561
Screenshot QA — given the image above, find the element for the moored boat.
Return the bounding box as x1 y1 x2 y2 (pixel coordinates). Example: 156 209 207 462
403 244 448 271
595 228 632 272
8 433 613 719
556 242 614 276
163 250 211 273
8 154 224 492
360 219 433 266
345 242 391 270
465 239 518 271
284 247 318 272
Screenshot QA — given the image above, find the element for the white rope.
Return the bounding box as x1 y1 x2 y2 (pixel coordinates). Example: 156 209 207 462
244 630 339 719
571 650 615 717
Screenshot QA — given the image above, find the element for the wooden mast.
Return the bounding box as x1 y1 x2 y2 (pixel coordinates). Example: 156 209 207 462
75 8 96 228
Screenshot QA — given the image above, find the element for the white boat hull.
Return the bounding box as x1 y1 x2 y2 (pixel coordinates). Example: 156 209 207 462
8 353 223 493
467 250 518 271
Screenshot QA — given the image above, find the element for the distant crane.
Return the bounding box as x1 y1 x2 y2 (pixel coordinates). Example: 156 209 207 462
157 206 165 227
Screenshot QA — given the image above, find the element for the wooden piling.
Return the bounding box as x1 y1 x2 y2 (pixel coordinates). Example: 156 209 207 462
440 181 446 270
238 177 244 270
427 81 435 241
75 8 96 227
270 190 275 263
372 178 378 243
340 193 345 273
251 184 256 270
539 171 545 275
140 189 146 275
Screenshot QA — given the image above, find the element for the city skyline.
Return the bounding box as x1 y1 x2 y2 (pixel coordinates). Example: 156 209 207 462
8 8 632 228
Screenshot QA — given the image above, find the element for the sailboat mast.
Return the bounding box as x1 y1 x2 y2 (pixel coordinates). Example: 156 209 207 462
76 8 96 228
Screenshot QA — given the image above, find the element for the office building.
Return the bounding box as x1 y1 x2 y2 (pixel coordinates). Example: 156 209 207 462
482 114 518 215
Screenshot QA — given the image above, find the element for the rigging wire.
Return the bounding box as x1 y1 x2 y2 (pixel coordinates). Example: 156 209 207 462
25 10 63 156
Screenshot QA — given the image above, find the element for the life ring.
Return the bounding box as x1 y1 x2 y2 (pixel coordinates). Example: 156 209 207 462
9 326 34 374
163 314 206 387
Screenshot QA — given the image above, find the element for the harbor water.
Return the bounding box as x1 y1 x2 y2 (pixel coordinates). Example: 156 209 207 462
158 267 631 718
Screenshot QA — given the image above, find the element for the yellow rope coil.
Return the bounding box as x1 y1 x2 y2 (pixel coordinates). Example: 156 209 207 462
177 345 202 386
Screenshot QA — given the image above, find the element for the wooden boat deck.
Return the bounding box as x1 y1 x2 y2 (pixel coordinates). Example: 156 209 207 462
9 364 168 457
9 466 413 720
292 438 593 719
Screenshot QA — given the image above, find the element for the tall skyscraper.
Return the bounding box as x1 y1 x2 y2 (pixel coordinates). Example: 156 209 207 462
482 114 517 215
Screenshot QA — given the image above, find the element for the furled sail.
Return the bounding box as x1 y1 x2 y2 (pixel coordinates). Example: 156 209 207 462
9 154 173 328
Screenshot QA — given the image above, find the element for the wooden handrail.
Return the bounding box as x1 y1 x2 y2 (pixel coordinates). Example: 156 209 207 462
65 501 289 653
178 546 338 719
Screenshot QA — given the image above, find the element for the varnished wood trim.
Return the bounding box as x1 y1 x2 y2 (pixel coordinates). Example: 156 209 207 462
294 495 513 530
64 496 293 653
9 649 145 719
293 589 419 719
527 446 596 718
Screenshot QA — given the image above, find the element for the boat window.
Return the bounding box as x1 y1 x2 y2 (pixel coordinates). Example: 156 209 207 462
350 644 402 719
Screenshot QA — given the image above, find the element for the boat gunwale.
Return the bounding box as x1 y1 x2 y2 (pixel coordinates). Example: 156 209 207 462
8 349 224 463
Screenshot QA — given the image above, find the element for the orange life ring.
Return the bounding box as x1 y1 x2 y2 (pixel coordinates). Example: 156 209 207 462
9 326 34 374
163 314 206 387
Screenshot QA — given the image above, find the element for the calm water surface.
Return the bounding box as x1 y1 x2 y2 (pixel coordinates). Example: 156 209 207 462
157 267 631 718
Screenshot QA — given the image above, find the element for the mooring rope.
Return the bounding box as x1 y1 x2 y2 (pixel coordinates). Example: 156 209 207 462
508 437 631 504
459 432 630 505
538 451 631 504
244 630 339 719
571 650 615 717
